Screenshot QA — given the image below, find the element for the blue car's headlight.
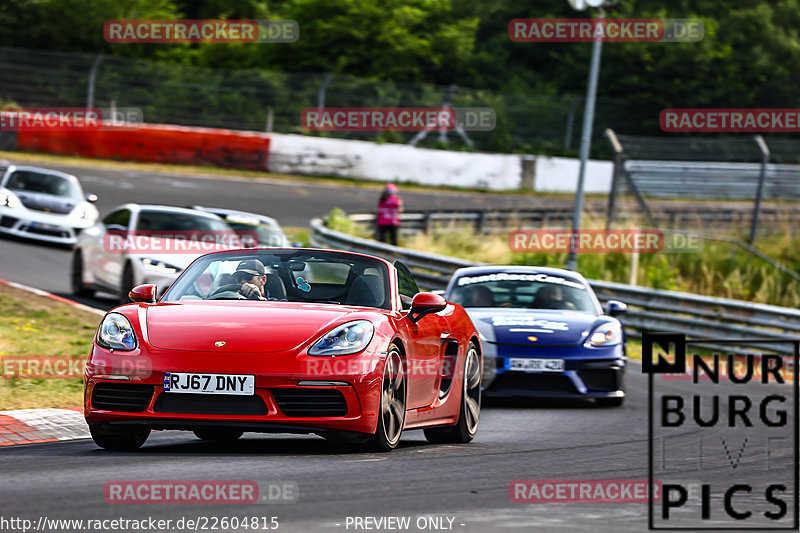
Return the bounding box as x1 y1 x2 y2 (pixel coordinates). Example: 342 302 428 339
585 321 622 347
96 313 137 351
308 320 374 356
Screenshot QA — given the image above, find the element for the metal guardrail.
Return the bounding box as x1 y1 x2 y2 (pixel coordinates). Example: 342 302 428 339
311 216 800 355
350 206 800 236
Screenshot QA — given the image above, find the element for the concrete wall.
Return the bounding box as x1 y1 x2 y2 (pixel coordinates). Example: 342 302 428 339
268 133 613 193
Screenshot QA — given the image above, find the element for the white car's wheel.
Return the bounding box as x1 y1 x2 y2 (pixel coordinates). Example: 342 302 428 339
70 251 94 298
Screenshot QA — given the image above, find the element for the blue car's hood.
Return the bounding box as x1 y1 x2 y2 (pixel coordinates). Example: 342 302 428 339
466 308 609 346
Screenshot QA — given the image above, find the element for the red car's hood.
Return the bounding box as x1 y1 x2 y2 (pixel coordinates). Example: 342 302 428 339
145 302 360 353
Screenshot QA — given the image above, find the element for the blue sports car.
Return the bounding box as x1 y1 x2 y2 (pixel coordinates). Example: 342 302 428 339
443 266 627 406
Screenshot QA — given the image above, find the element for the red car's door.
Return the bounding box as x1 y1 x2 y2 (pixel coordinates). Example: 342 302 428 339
402 312 447 409
393 260 447 409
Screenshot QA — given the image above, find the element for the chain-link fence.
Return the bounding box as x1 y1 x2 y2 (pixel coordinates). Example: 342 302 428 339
605 131 800 241
0 46 653 156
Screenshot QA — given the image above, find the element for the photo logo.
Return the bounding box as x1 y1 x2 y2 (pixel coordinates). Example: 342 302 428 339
510 479 661 503
644 333 798 529
510 229 663 254
661 109 800 133
1 356 83 379
300 107 495 132
104 20 298 44
103 229 258 254
304 357 460 382
0 107 143 131
509 19 703 43
104 480 298 504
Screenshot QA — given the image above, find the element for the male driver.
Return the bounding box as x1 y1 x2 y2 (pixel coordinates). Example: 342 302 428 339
234 258 267 299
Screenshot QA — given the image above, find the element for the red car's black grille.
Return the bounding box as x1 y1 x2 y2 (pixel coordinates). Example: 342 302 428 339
153 393 268 415
91 383 154 412
271 389 348 417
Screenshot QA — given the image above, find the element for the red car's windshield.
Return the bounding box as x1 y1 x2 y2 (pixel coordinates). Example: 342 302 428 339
163 251 391 309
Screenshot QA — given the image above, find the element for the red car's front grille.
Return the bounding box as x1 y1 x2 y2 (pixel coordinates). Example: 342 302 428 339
91 383 154 412
153 393 268 415
271 389 348 417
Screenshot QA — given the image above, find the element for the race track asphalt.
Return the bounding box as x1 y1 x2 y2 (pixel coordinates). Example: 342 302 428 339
0 159 795 532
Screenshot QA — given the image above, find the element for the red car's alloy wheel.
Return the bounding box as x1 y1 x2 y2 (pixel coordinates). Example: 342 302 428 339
371 345 406 452
424 342 481 444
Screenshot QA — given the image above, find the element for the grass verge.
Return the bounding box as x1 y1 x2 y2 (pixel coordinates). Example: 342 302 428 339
0 283 99 410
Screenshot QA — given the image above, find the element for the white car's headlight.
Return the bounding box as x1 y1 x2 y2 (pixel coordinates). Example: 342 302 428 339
140 258 181 274
308 320 374 356
0 189 20 209
69 202 98 221
585 321 622 347
97 313 137 351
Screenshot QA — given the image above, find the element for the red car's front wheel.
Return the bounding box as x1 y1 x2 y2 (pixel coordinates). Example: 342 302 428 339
369 345 406 452
90 423 150 451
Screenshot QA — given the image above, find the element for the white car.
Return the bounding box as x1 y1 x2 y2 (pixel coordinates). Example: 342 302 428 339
191 205 293 247
72 204 241 302
0 165 99 245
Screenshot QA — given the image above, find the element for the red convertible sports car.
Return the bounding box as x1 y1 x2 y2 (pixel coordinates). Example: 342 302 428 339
84 248 482 452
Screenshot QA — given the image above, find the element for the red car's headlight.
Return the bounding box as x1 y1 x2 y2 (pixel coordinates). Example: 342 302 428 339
96 313 138 351
308 320 374 357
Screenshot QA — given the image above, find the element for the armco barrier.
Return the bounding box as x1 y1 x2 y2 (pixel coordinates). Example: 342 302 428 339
311 216 800 355
16 124 270 170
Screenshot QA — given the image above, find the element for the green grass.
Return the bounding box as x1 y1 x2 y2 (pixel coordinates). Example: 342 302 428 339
0 283 100 409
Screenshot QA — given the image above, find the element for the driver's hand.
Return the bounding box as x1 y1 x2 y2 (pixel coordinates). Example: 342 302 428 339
239 283 262 299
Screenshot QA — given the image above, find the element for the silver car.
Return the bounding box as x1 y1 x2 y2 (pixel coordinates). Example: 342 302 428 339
0 165 98 245
72 204 241 302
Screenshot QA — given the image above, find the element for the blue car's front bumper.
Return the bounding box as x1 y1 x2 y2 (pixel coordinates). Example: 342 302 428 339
481 343 626 399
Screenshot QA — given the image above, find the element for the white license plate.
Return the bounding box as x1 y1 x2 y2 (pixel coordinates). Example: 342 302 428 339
163 372 254 395
507 358 564 373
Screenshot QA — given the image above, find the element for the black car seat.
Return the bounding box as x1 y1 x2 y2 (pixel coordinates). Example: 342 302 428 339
345 274 385 308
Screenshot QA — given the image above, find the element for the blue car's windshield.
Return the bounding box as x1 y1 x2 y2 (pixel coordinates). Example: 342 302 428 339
450 272 597 313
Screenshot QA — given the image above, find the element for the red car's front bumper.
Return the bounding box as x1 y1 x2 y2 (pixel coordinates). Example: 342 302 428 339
84 343 385 436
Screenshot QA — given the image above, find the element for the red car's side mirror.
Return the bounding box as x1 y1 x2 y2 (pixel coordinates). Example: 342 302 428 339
408 292 447 323
129 284 157 303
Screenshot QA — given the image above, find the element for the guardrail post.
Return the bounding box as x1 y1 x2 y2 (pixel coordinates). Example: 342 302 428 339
85 54 103 109
423 212 433 234
750 135 770 244
476 211 487 234
520 155 536 190
605 128 623 230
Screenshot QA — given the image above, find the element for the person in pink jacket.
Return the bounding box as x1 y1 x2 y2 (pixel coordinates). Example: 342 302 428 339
376 183 403 245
